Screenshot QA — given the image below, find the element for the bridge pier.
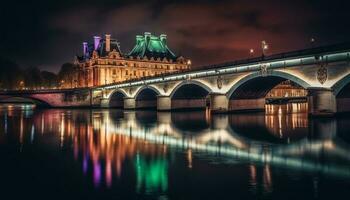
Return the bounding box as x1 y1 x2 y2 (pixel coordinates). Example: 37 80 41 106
209 93 228 113
124 97 136 109
307 88 336 117
100 98 110 108
157 96 172 111
228 98 265 112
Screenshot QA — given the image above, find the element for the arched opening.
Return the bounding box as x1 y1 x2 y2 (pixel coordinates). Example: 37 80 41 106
335 78 350 113
0 96 50 108
135 88 159 109
228 75 308 114
171 83 210 110
109 91 126 108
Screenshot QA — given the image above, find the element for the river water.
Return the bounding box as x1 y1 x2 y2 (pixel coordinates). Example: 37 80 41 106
0 103 350 200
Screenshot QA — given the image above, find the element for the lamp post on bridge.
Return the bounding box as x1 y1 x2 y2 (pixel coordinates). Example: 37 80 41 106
261 40 269 57
249 49 254 58
310 38 315 48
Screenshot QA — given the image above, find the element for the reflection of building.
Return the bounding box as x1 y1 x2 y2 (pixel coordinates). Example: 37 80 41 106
267 80 307 97
75 32 190 87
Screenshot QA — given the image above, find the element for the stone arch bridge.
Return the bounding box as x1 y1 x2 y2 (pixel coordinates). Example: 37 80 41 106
2 43 350 116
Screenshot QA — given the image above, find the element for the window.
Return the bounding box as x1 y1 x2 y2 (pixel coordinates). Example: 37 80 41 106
112 69 116 75
126 70 128 75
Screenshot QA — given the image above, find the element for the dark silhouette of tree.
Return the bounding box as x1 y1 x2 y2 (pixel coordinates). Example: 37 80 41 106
58 63 78 88
41 71 58 88
24 66 43 89
0 56 24 89
0 56 76 90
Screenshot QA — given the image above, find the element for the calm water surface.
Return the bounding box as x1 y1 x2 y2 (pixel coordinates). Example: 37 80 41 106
0 103 350 200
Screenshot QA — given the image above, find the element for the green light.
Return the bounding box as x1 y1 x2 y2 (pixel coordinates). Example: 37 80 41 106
135 154 168 193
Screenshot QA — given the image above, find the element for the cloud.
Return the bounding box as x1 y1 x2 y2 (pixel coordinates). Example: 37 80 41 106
2 0 350 71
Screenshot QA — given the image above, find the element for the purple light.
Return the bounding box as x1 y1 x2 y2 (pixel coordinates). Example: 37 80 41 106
83 42 88 56
83 156 88 174
93 161 101 187
94 36 101 50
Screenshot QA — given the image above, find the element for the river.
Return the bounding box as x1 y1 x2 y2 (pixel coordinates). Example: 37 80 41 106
0 103 349 200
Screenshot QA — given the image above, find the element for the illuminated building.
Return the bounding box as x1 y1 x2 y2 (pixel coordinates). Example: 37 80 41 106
266 80 307 98
75 32 190 87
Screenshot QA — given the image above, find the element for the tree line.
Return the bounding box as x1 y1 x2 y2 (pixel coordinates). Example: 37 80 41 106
0 56 79 90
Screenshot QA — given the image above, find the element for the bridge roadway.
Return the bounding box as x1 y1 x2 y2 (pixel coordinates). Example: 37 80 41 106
2 43 350 116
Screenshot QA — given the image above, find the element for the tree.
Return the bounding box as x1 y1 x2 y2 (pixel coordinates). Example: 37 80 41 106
58 63 78 88
0 56 24 89
24 66 43 89
41 71 58 88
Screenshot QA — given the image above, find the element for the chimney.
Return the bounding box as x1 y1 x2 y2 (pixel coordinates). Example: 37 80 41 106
136 35 143 43
160 34 167 44
144 32 151 41
83 42 88 56
105 34 111 52
94 36 101 50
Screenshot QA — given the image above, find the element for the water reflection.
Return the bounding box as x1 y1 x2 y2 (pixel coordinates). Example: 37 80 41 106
1 104 350 199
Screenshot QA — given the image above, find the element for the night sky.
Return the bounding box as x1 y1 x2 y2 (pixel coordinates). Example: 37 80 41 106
1 0 350 72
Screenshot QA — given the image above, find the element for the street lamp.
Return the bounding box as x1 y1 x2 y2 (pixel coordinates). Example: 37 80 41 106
249 49 254 58
261 40 269 56
19 81 24 90
60 80 65 89
310 38 315 48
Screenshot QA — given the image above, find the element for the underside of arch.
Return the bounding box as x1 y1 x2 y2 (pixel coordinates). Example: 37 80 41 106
135 88 159 109
170 82 211 110
227 72 309 112
109 91 126 108
0 96 51 107
333 74 350 113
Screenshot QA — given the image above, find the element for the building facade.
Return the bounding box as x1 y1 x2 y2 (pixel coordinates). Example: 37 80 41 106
75 32 190 87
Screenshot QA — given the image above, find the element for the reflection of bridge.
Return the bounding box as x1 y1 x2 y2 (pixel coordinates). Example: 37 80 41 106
2 43 350 116
89 111 350 178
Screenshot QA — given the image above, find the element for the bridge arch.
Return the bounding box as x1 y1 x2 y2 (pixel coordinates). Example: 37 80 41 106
332 73 350 96
226 71 310 112
226 71 311 99
332 73 350 113
134 86 161 109
108 89 128 108
0 95 51 107
169 80 212 99
169 80 212 110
